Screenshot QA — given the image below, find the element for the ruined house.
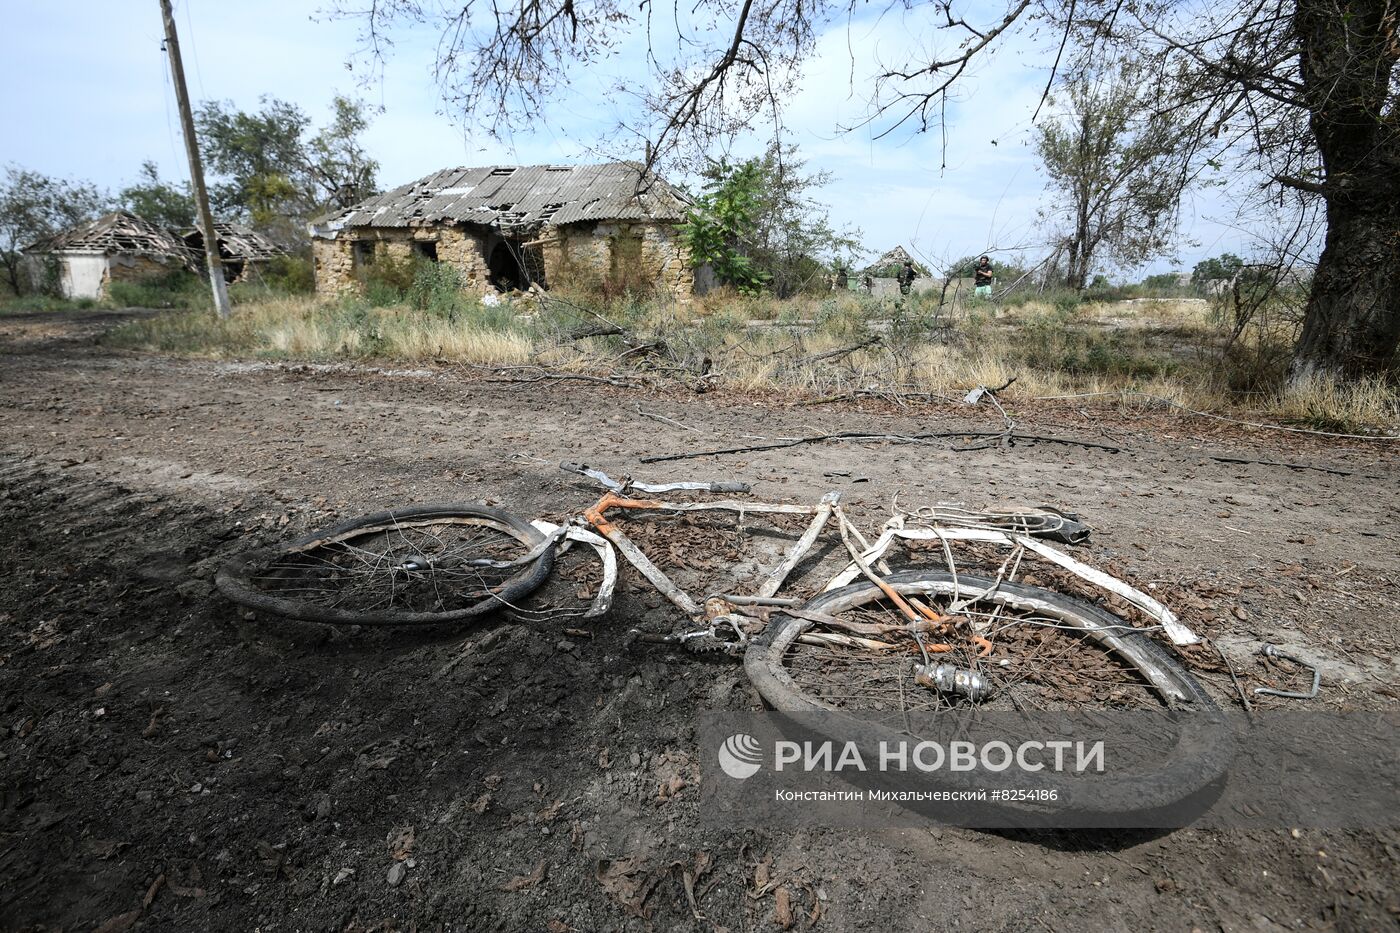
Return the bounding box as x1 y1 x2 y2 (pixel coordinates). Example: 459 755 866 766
21 211 196 300
860 245 937 296
864 245 930 278
181 221 285 284
309 163 699 299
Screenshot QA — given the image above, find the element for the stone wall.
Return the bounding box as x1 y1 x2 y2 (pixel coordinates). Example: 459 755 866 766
106 253 183 285
313 226 495 298
541 220 693 298
312 219 695 300
436 227 491 294
228 261 262 285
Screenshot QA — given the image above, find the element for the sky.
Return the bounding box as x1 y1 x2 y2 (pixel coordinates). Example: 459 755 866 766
0 1 1262 277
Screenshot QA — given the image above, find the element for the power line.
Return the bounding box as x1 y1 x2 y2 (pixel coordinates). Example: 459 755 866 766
178 0 207 100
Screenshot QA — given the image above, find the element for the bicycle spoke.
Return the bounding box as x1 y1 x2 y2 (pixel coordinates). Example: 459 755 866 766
782 588 1166 713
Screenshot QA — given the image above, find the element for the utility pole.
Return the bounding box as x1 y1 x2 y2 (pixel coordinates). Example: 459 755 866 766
159 0 231 319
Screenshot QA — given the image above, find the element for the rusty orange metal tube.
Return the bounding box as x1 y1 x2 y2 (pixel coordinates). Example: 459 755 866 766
583 492 663 535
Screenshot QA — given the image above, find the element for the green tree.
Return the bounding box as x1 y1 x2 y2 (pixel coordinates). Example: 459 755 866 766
680 159 770 296
1036 59 1188 291
195 94 379 242
681 144 860 297
1191 254 1245 289
118 160 196 229
1140 272 1189 296
306 95 380 214
741 142 861 297
196 95 308 225
0 164 109 294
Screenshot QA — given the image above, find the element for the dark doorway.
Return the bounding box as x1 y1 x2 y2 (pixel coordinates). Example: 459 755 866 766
487 241 526 291
412 240 438 262
352 240 375 271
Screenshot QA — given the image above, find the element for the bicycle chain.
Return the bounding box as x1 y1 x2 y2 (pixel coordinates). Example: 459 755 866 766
682 634 744 656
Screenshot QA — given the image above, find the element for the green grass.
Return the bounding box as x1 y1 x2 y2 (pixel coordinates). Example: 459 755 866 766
1 254 316 314
0 293 100 314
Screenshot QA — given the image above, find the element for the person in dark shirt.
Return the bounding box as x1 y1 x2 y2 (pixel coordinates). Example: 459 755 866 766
832 265 849 291
896 260 917 295
974 255 994 298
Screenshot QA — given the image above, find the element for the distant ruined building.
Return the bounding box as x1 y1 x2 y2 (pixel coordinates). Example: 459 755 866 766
309 162 701 299
21 211 284 300
21 212 195 300
180 222 285 285
855 245 938 296
863 245 930 277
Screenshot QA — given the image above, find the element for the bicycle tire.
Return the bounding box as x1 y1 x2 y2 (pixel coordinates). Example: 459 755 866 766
744 570 1230 820
216 503 554 626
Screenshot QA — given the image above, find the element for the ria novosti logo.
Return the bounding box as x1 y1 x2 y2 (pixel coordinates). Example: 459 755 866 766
717 733 764 779
715 733 1108 780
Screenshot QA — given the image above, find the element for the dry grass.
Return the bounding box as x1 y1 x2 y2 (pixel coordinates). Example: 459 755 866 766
1268 374 1399 432
105 296 534 366
102 291 1397 434
382 320 534 363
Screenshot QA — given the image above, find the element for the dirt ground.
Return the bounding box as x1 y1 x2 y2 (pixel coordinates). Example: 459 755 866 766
1 308 1397 932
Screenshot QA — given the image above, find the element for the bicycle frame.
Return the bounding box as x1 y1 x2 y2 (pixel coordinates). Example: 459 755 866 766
554 462 1199 650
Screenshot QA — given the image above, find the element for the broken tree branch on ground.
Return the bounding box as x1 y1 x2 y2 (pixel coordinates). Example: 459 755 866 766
789 335 882 367
633 403 703 433
639 428 1121 463
797 386 962 407
476 364 638 387
1206 455 1376 478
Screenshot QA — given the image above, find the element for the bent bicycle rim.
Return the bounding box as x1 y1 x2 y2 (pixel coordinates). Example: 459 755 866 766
744 571 1231 821
216 503 553 625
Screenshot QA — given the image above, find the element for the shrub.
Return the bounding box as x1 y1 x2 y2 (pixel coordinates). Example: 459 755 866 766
356 253 419 304
260 254 314 293
108 268 208 309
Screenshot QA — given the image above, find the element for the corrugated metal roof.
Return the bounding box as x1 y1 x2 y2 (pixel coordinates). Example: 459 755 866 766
310 163 693 237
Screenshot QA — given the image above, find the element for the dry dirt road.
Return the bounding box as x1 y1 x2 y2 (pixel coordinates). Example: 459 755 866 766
1 309 1397 931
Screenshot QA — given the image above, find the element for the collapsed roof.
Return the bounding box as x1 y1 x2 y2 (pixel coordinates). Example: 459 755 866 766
24 212 285 270
310 163 694 237
182 222 285 262
24 211 196 267
863 245 927 274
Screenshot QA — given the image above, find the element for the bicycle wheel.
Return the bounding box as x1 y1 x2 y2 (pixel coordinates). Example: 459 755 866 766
216 504 554 625
744 570 1229 819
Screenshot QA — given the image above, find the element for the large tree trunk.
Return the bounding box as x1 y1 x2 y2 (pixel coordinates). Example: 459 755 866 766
1291 192 1400 381
1288 0 1400 382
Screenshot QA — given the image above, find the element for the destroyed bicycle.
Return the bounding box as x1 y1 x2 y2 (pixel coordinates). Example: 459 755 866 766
216 464 1229 819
